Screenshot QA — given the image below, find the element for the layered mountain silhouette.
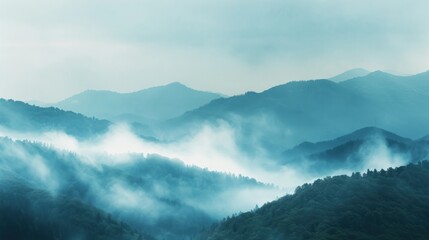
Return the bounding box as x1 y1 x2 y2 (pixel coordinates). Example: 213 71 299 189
201 161 429 240
53 82 224 125
167 71 429 152
283 127 412 158
1 68 429 240
282 127 429 174
0 137 272 240
0 99 110 138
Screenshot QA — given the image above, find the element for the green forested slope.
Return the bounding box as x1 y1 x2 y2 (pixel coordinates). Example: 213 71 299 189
203 161 429 240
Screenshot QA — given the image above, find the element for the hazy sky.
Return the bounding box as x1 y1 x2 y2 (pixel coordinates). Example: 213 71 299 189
1 0 428 102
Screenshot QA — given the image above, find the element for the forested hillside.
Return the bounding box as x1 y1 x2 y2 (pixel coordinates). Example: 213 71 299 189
0 173 148 240
0 137 273 240
0 99 110 138
203 161 429 240
282 127 429 174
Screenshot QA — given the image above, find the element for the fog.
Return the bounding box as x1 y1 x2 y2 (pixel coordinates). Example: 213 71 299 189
0 120 412 190
0 123 285 238
358 136 409 171
0 116 421 239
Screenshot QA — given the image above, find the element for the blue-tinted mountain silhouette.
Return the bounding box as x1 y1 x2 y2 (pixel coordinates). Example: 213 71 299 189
54 82 224 124
168 71 429 152
329 68 371 82
282 126 429 174
0 99 110 138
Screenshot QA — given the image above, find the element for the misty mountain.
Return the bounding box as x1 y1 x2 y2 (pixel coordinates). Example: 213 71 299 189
0 172 148 240
0 99 110 138
202 161 429 240
280 126 429 174
54 82 224 125
167 71 429 154
283 127 412 159
328 68 371 82
0 137 274 240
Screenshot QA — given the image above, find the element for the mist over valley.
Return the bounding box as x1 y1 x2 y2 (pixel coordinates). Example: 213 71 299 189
1 1 429 238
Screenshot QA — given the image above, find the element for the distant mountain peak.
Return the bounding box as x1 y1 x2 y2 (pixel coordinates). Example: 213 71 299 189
329 68 371 82
53 82 224 124
350 126 386 135
165 82 188 88
365 70 396 78
334 126 411 143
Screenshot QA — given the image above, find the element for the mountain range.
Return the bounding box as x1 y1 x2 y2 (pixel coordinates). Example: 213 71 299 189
1 68 429 240
53 82 224 125
165 70 429 153
281 127 429 174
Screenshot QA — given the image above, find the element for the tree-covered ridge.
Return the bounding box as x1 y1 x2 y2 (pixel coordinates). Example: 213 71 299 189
0 99 110 138
281 127 429 175
0 137 271 240
0 173 149 240
203 161 429 240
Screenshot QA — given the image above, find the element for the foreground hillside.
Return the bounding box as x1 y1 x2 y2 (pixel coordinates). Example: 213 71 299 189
0 173 148 240
0 137 273 240
203 161 429 240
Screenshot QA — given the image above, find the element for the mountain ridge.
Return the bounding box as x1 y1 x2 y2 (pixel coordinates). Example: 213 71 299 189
329 68 371 82
0 98 110 138
164 71 429 152
54 82 224 125
201 161 429 240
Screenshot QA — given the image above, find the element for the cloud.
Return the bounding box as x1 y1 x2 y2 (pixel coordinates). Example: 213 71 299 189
0 119 419 238
0 138 60 193
0 121 311 191
1 0 429 101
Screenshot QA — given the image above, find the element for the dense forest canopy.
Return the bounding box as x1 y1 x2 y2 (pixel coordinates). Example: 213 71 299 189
202 161 429 240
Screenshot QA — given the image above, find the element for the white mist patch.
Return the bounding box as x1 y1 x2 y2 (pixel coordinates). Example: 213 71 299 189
107 183 159 214
155 123 247 174
0 140 59 193
0 123 314 190
197 187 283 218
0 127 80 152
359 137 409 172
89 124 148 155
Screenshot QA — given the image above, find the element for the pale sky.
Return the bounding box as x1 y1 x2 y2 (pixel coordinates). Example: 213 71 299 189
1 0 429 102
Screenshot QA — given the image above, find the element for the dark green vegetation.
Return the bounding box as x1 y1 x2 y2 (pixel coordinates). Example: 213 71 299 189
54 82 223 124
203 161 429 240
0 99 110 138
168 71 429 153
0 137 270 240
0 173 147 240
282 127 429 174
